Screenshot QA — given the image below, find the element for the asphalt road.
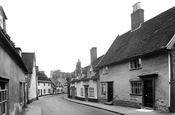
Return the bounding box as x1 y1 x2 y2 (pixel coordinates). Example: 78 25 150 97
30 94 120 115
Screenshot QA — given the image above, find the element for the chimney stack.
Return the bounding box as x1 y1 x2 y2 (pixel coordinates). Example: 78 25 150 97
131 2 144 30
90 47 97 64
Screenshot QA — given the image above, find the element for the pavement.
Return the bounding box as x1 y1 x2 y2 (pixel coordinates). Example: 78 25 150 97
20 105 42 115
20 94 175 115
63 96 175 115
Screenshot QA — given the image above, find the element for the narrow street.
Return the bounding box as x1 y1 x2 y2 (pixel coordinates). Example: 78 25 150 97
29 94 120 115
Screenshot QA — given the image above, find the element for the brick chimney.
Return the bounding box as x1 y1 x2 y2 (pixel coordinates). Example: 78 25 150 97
90 47 97 64
131 2 144 30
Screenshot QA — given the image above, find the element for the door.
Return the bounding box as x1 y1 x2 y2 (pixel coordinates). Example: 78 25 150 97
84 86 88 101
143 80 154 107
107 82 113 102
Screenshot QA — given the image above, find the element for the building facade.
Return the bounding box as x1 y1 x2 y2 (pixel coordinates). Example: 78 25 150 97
97 2 175 112
70 47 103 102
0 6 28 115
22 52 38 103
38 71 53 96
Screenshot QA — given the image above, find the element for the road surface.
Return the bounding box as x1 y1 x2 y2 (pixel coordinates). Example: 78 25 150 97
30 94 120 115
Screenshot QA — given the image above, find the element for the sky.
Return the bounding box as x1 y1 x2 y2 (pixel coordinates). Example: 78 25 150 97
1 0 175 77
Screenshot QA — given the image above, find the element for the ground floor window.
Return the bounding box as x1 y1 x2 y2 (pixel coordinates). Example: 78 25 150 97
81 88 83 96
130 81 142 95
48 89 51 94
44 89 46 94
101 83 106 95
0 82 7 115
89 87 94 97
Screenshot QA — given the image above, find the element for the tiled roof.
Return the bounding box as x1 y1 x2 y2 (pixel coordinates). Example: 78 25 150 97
38 72 50 81
91 73 99 80
82 66 90 74
22 53 35 73
97 6 175 68
91 55 104 70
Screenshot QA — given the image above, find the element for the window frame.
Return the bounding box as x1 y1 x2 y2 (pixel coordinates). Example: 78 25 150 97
102 66 108 75
80 88 83 96
129 58 142 70
130 81 142 96
101 83 106 95
89 87 94 97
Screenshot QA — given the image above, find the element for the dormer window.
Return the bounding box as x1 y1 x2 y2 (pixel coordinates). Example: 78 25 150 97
130 58 142 70
103 66 108 75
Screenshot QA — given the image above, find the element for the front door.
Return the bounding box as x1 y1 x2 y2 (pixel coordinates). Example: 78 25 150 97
107 82 113 102
143 80 154 108
84 86 88 101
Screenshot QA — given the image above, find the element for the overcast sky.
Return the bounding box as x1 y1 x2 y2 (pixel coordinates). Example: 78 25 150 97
1 0 174 77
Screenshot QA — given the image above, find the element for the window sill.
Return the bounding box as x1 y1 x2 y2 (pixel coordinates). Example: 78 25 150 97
129 67 142 71
130 94 142 96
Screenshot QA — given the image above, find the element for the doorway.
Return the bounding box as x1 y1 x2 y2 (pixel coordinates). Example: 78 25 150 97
84 85 89 101
143 79 154 108
107 82 113 102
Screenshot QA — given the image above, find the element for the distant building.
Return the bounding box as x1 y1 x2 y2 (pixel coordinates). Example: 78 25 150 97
38 71 53 96
0 6 28 115
69 48 103 102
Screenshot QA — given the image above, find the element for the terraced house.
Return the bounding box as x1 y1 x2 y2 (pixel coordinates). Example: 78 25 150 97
0 6 28 115
97 2 175 113
38 71 53 96
22 52 38 103
70 47 103 102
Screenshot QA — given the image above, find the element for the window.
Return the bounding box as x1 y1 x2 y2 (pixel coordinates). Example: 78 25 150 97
130 81 142 95
38 83 40 86
103 66 108 75
81 88 83 96
44 89 46 94
0 82 7 115
130 58 142 70
89 88 94 97
101 83 106 95
44 83 45 86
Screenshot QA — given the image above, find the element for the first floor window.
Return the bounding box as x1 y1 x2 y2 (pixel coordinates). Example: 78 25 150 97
89 88 94 97
130 58 142 70
130 81 142 95
81 88 83 96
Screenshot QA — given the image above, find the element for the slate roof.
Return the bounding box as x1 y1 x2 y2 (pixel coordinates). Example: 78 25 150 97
22 53 35 73
97 6 175 68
